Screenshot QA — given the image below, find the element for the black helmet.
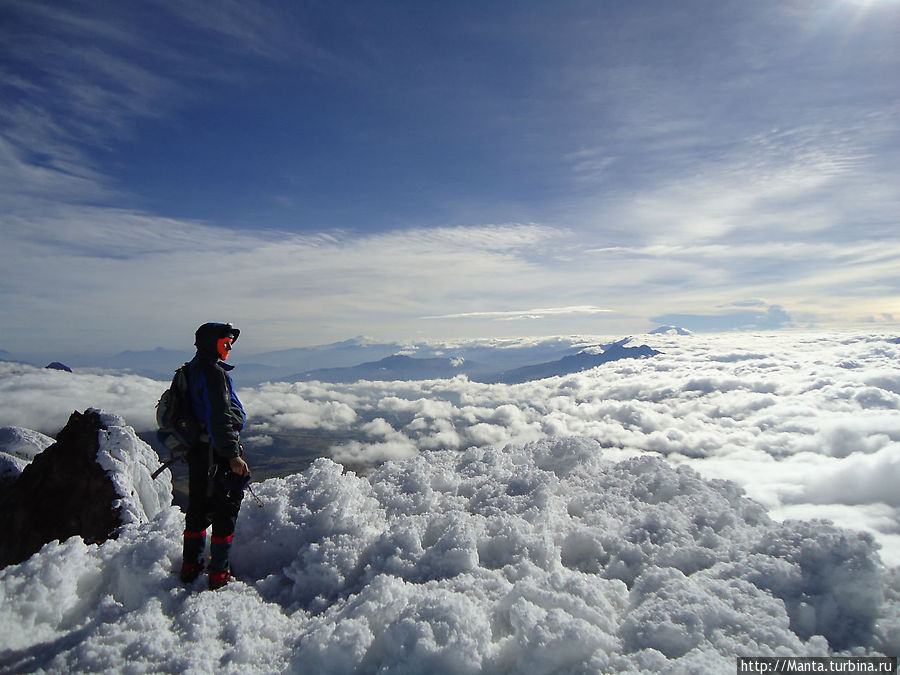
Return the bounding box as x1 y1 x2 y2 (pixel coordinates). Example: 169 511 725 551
195 322 240 355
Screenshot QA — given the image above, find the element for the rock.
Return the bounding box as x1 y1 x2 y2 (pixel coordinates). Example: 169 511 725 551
0 409 171 568
45 361 73 372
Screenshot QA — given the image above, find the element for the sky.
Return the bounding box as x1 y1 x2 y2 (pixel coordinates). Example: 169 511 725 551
1 0 899 358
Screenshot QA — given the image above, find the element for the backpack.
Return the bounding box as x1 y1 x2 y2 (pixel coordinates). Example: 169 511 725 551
151 363 203 479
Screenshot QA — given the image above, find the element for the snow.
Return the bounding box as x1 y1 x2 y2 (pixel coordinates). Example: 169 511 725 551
1 429 898 673
0 426 53 485
93 410 172 525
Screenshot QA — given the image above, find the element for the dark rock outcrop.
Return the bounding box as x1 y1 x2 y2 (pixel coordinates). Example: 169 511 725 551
0 410 122 568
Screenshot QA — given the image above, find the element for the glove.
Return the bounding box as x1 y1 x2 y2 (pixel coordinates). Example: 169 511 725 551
219 469 251 494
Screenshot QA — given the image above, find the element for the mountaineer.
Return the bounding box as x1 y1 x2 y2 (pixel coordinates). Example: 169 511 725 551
179 322 250 590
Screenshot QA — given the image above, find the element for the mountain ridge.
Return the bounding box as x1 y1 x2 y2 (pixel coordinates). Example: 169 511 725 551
0 335 663 385
295 338 661 384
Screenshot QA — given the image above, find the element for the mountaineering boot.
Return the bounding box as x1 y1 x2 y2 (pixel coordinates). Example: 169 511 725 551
208 568 231 590
180 529 206 583
208 534 233 590
180 561 204 584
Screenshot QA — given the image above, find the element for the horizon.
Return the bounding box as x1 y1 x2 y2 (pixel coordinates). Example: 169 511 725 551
2 0 899 356
3 329 637 366
5 325 898 367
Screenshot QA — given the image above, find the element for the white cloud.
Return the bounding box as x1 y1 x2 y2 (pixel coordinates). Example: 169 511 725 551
4 180 900 354
423 306 612 321
328 438 418 466
0 216 575 354
247 382 358 431
0 363 164 435
800 444 900 507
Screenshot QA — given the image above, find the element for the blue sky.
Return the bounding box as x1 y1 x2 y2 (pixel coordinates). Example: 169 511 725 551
1 0 899 358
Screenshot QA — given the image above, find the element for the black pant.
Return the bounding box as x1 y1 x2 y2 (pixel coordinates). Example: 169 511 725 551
185 444 243 536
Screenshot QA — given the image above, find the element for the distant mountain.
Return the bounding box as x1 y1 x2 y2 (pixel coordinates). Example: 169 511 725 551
94 348 282 386
226 363 287 387
296 354 477 383
650 325 693 336
18 335 662 386
105 347 191 367
294 339 661 384
251 337 404 372
260 337 592 384
0 349 11 362
97 347 193 380
480 339 661 384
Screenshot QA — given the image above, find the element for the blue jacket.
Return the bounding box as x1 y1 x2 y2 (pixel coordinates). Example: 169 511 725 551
187 323 245 461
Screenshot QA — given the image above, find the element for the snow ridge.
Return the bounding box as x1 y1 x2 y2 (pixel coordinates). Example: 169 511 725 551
0 426 53 486
93 410 172 525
